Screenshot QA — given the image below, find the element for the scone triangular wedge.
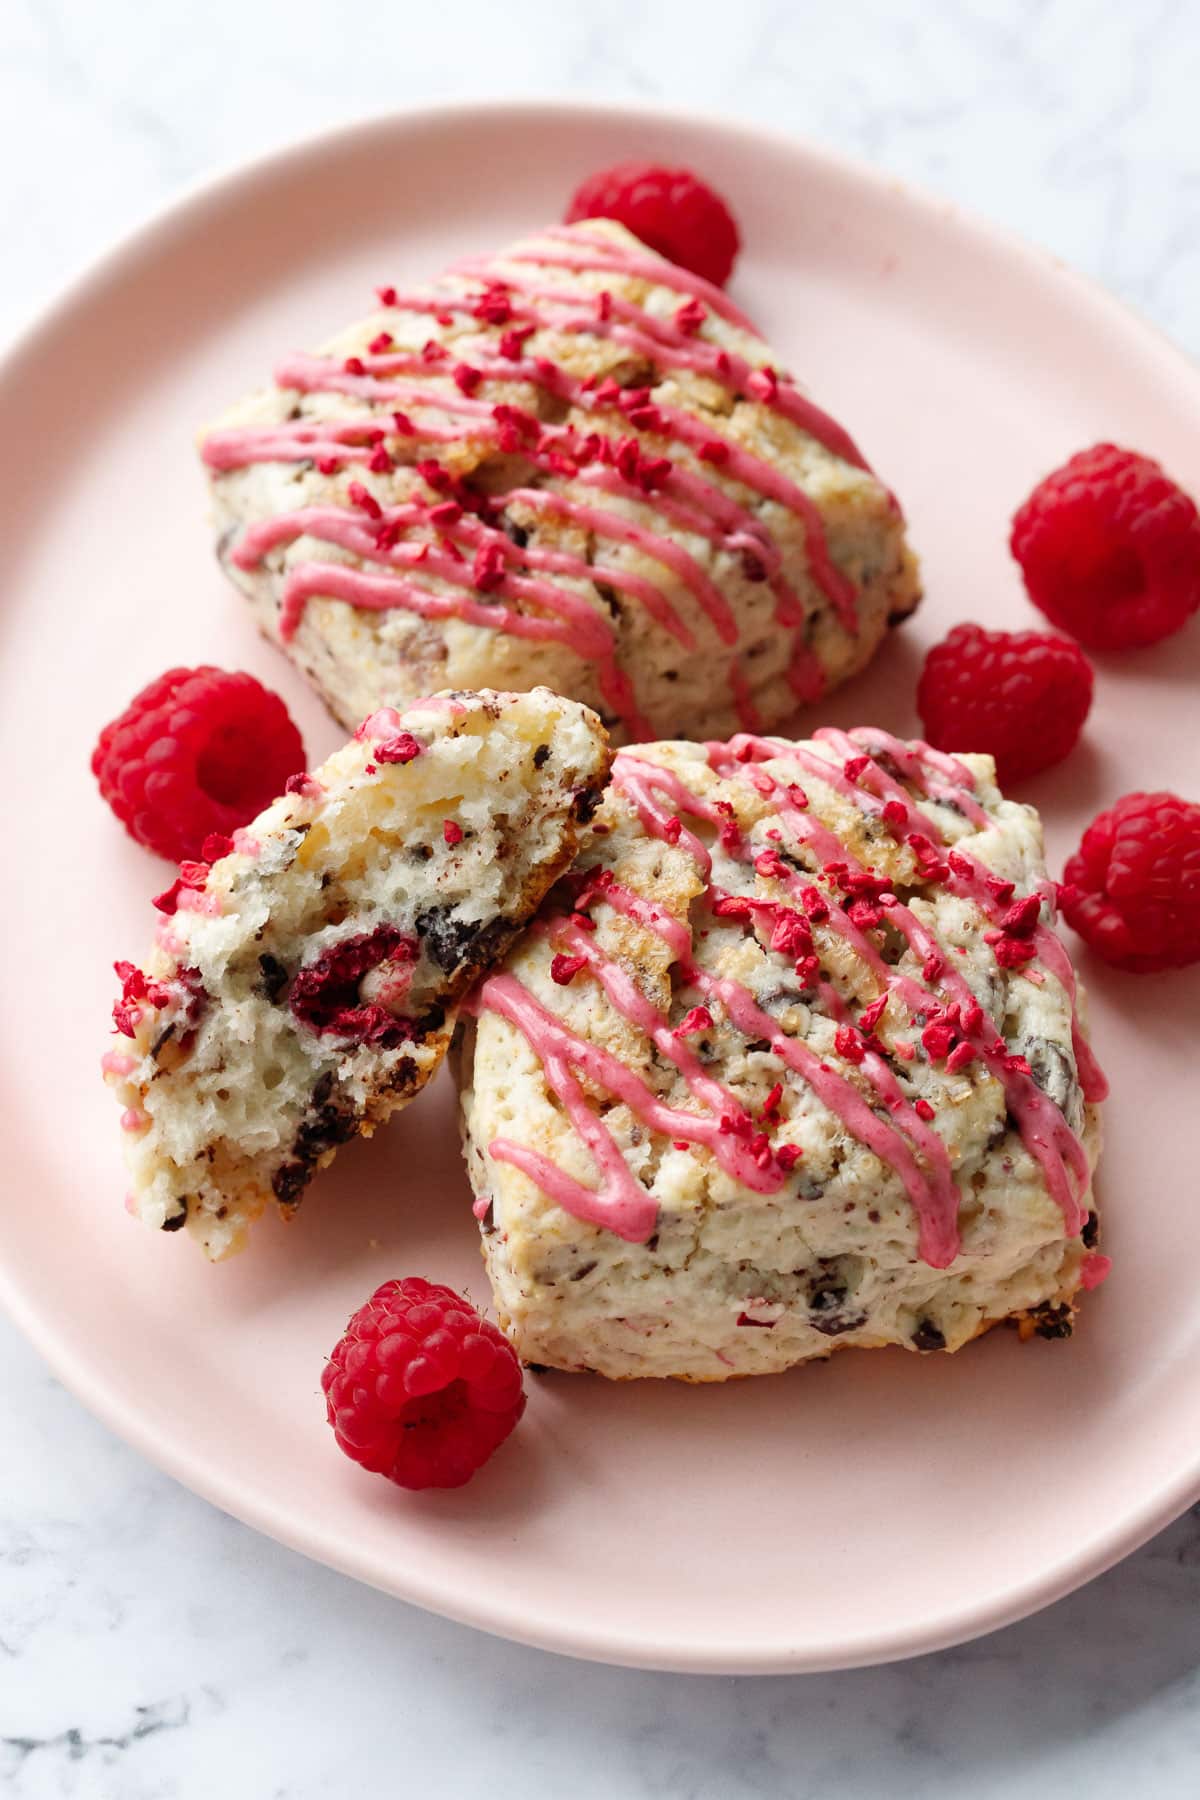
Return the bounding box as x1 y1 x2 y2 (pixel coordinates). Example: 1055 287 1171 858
201 218 919 746
104 687 609 1258
456 729 1106 1380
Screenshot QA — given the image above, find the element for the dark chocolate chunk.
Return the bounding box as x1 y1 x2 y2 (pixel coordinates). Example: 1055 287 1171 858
911 1319 946 1352
258 952 289 1004
414 908 512 976
272 1089 360 1204
1081 1210 1100 1250
533 744 551 769
1029 1301 1074 1341
572 785 603 825
160 1204 188 1233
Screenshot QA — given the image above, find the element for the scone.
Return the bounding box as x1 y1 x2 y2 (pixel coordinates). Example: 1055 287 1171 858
104 688 610 1260
455 727 1108 1380
201 218 920 746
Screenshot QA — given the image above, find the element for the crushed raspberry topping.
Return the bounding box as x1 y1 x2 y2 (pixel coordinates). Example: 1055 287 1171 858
374 732 424 765
111 960 173 1037
564 162 741 287
550 953 588 986
152 858 211 915
322 1277 525 1489
1011 443 1200 649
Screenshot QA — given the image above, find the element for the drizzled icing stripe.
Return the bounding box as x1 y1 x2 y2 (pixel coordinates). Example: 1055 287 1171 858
486 227 761 331
714 732 1102 1222
270 343 861 633
277 558 649 739
810 726 1106 1105
479 738 1102 1264
607 756 962 1259
201 225 880 735
423 258 876 474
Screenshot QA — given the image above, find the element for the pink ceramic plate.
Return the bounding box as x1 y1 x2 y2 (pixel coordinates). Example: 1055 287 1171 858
2 101 1199 1675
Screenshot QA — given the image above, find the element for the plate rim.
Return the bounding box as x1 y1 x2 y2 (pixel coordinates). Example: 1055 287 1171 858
3 94 1199 1675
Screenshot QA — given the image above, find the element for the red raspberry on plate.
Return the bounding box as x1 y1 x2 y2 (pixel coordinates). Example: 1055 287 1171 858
1010 444 1200 649
564 162 740 287
322 1278 526 1490
92 666 305 862
916 623 1093 785
1059 791 1200 972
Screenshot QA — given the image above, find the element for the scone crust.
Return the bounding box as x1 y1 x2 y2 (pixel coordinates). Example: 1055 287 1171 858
203 220 919 746
456 729 1105 1380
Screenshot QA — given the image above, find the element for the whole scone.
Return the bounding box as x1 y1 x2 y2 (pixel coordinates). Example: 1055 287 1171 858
103 688 610 1260
201 219 920 746
455 727 1108 1380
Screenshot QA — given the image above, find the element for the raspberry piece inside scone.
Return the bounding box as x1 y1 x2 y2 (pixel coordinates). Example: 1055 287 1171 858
103 687 610 1260
564 161 741 287
1059 790 1200 972
92 665 305 862
916 622 1093 784
1010 443 1200 649
455 729 1107 1381
322 1277 525 1489
200 218 920 748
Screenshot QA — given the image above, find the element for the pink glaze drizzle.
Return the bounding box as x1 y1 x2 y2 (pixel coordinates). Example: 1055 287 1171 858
1080 1252 1112 1290
202 224 883 735
714 734 1102 1222
480 736 1104 1264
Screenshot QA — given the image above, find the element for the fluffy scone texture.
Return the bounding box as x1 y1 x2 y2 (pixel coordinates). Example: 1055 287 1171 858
104 687 610 1260
455 728 1107 1380
201 218 919 746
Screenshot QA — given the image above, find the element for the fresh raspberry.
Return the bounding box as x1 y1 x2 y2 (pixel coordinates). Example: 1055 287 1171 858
1059 791 1200 972
916 623 1093 784
92 667 305 862
321 1278 526 1489
1010 444 1200 649
564 162 740 287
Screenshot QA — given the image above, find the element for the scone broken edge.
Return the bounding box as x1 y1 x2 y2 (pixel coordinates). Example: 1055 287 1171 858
104 687 610 1260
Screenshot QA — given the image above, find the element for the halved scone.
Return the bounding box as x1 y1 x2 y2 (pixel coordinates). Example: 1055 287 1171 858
104 687 610 1259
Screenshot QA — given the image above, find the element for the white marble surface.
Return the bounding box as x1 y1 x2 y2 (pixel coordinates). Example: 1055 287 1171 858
4 1 1200 1793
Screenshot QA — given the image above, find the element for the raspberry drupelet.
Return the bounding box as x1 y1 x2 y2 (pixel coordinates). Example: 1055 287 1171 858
564 162 741 287
916 623 1093 784
92 666 305 862
1011 444 1200 650
322 1279 526 1489
1059 790 1200 972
